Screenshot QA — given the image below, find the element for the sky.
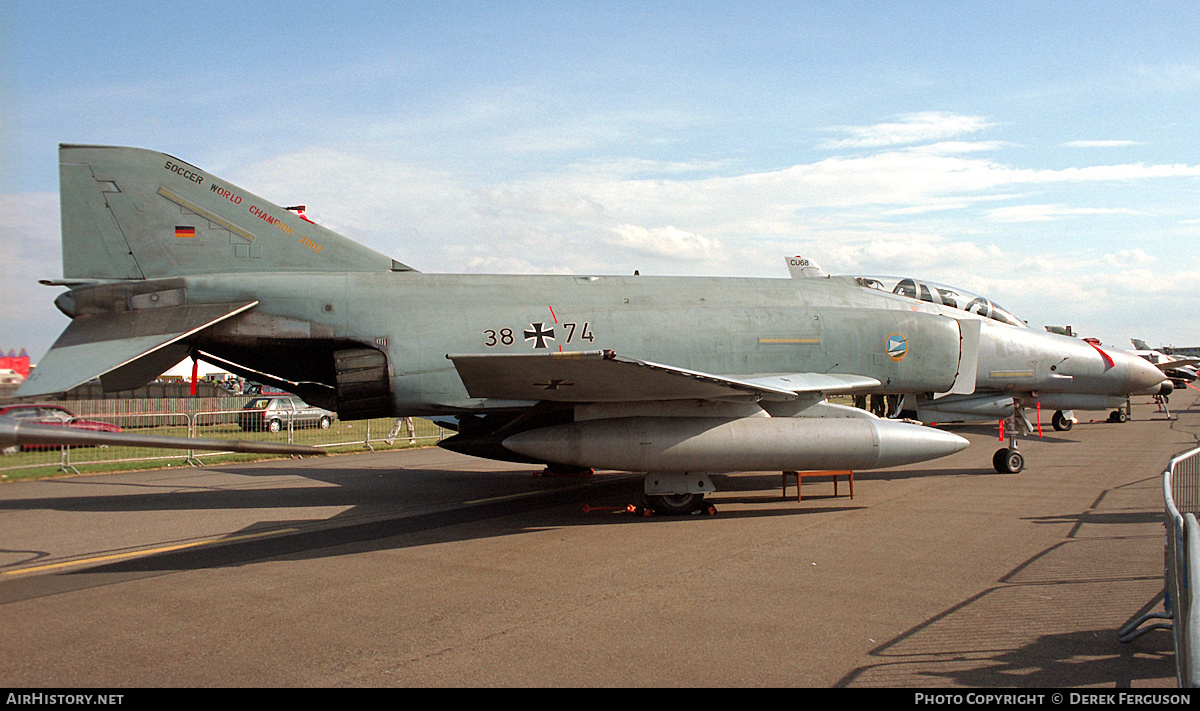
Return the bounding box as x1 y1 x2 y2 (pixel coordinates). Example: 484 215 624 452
2 1 1199 363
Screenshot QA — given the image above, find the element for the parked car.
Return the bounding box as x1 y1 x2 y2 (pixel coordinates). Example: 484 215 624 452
0 404 122 451
238 396 334 433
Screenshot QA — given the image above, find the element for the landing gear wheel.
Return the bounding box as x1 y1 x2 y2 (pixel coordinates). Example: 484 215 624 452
1052 411 1073 432
1108 410 1128 423
646 492 707 515
993 448 1024 473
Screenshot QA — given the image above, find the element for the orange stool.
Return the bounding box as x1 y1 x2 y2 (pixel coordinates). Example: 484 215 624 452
781 470 854 502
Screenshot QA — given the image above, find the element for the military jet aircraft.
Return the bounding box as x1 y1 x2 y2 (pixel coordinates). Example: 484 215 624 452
16 146 1164 512
1130 339 1200 390
786 258 1170 468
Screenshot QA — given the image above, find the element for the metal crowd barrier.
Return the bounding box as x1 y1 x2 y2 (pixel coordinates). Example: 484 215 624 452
0 406 448 478
1121 446 1200 687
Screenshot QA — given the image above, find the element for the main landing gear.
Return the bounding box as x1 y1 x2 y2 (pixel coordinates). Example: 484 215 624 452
643 473 716 515
644 492 710 515
1106 397 1133 423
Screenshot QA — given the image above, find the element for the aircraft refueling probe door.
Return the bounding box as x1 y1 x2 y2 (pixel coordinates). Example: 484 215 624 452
948 319 980 395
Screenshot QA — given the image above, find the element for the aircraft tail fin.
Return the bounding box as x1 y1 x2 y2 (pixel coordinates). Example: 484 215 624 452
786 256 829 278
58 144 415 280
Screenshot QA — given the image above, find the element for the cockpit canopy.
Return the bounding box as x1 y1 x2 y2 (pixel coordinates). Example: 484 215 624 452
856 276 1027 328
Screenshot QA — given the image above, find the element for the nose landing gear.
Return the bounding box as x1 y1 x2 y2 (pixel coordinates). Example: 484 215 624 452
994 399 1032 473
993 446 1024 474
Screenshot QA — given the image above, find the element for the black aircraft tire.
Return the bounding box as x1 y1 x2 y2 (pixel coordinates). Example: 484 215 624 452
1052 411 1073 432
1004 448 1025 473
994 448 1024 473
646 492 706 515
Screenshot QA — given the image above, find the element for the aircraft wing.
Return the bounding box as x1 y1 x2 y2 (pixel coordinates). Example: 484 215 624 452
17 301 258 397
446 351 880 403
1159 357 1200 370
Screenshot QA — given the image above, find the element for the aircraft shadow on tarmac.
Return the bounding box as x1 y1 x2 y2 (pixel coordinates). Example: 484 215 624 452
0 454 989 589
833 487 1175 688
0 415 1128 591
836 594 1173 687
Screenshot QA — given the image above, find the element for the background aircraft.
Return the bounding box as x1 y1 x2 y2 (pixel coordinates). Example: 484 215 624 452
16 147 1163 511
1130 339 1199 390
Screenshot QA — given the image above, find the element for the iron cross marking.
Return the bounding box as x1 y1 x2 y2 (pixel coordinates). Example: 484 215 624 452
535 379 574 390
524 322 555 349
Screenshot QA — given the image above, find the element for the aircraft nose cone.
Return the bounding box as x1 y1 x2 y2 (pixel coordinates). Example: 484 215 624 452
1126 354 1168 394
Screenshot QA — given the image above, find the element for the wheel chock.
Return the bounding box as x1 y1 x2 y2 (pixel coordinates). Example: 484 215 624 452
582 502 716 516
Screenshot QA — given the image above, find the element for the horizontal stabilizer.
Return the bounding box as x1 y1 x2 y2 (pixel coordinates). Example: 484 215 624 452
17 301 257 397
446 350 879 403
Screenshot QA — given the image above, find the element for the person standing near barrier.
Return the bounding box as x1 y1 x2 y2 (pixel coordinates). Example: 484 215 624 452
386 417 414 445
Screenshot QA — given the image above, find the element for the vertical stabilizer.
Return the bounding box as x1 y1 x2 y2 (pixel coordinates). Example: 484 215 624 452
58 145 414 279
786 255 829 278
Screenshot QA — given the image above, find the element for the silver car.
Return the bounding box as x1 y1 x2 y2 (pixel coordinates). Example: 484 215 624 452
238 396 335 433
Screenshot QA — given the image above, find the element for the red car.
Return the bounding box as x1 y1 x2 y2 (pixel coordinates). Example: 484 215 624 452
0 404 122 450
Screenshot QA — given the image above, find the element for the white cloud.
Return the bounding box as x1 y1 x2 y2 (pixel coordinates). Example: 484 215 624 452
818 112 996 150
603 224 721 261
1104 248 1155 267
1062 140 1142 148
1132 62 1200 95
987 204 1142 223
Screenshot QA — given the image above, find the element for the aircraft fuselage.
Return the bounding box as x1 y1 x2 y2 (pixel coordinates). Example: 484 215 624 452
148 270 1161 418
179 271 966 415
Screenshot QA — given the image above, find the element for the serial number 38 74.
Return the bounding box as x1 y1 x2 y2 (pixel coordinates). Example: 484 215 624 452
483 322 595 348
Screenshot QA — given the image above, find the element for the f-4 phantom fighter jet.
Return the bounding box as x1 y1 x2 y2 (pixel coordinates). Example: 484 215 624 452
17 147 1162 512
787 258 1170 471
1130 339 1199 390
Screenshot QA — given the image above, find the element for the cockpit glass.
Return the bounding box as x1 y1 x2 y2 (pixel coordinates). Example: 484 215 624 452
855 276 1027 328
